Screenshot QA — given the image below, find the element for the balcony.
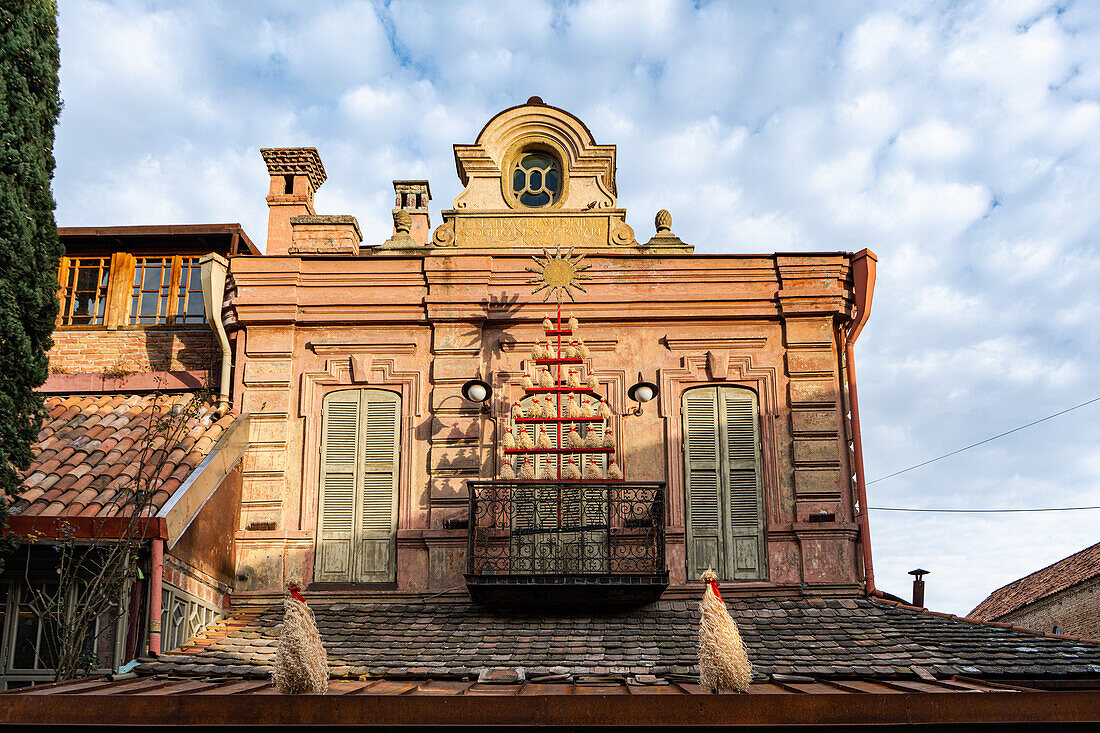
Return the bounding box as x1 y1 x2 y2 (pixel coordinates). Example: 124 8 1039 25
465 480 668 606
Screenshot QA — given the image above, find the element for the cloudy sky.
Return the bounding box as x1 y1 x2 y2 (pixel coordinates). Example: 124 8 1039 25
53 0 1100 615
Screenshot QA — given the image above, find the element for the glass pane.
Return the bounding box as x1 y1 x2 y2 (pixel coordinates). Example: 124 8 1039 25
512 169 525 193
75 267 100 293
520 191 550 207
545 169 559 192
185 291 205 321
72 292 94 321
529 169 543 190
12 588 38 669
140 291 159 321
142 264 161 291
522 153 553 170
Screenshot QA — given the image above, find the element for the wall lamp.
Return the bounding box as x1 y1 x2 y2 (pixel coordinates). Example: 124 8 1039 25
625 377 659 417
461 378 493 413
462 377 497 478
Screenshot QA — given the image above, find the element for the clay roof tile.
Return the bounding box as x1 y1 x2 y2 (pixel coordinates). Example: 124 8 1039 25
969 541 1100 621
16 394 236 521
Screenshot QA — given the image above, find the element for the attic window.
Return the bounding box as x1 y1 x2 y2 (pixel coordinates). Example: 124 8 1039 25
512 152 561 208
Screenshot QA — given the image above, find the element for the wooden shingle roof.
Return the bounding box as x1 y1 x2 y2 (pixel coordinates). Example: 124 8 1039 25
138 596 1100 683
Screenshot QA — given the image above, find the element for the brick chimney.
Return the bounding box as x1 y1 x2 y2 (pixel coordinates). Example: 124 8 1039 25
392 180 431 247
261 148 327 255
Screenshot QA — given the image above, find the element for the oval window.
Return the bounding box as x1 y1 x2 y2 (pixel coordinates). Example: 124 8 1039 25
512 152 561 208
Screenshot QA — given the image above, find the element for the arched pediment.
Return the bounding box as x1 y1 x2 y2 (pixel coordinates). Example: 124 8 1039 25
451 97 617 212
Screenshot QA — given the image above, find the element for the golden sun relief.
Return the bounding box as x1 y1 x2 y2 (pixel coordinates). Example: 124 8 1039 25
525 246 592 302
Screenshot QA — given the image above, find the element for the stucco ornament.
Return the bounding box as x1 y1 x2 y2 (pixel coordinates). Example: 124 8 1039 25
525 245 592 302
430 98 673 251
698 569 752 693
272 585 329 694
655 209 673 234
394 209 412 234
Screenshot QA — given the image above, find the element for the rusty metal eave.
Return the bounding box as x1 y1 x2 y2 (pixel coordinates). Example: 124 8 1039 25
1 687 1099 727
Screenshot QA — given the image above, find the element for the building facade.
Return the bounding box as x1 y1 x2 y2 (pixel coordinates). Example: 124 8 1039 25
229 99 874 599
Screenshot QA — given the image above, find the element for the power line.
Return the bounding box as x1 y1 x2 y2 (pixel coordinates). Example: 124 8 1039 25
869 505 1100 513
866 395 1100 485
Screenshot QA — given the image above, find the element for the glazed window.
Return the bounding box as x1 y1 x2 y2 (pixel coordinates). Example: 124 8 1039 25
57 257 110 325
130 257 173 324
129 256 205 326
512 152 561 208
175 257 206 324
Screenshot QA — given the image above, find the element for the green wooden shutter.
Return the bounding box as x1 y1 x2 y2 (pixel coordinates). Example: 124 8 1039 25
316 389 400 584
316 390 360 582
357 392 400 582
683 389 722 579
720 388 765 580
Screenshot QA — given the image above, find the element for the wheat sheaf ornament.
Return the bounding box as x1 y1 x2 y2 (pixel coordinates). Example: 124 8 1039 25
272 584 329 694
698 569 752 693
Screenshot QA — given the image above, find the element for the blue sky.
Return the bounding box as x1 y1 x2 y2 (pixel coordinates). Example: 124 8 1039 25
53 0 1100 615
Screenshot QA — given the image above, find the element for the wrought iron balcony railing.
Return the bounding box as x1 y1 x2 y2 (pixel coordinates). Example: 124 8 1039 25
465 481 666 585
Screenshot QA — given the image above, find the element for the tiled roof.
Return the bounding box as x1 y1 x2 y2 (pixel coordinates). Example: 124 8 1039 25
140 596 1100 682
969 541 1100 622
15 393 235 518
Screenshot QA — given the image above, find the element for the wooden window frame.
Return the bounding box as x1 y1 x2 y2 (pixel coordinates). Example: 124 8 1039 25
56 254 205 330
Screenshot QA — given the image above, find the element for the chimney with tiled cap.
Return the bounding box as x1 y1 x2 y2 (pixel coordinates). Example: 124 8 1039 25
261 147 327 255
392 180 431 247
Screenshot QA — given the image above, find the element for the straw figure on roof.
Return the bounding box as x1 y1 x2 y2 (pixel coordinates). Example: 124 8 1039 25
698 569 751 693
272 585 329 694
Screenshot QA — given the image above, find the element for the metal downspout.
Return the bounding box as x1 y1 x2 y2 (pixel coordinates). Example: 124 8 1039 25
846 249 878 595
148 537 164 655
200 253 231 414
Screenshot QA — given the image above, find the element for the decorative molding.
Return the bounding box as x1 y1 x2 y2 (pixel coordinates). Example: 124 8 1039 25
657 353 783 531
662 336 767 351
309 339 417 356
299 358 424 419
706 350 728 380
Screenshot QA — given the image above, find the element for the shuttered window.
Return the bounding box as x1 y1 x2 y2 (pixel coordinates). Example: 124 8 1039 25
316 389 400 583
682 386 766 581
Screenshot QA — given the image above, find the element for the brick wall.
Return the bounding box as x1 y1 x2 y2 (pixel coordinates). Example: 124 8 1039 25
1000 575 1100 640
164 553 233 610
48 329 218 374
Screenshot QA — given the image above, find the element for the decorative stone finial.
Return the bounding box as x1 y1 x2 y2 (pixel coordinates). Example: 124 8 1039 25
526 96 545 105
394 208 412 234
643 208 688 250
655 209 672 235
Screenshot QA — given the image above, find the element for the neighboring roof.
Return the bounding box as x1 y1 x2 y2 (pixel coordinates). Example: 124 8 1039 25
969 541 1100 622
58 223 259 256
13 394 236 519
5 674 1081 729
139 596 1100 683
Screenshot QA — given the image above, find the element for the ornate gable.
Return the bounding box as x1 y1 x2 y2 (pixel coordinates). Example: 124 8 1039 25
430 97 690 253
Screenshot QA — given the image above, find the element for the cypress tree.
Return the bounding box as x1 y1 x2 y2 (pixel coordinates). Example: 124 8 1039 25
0 1 62 539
